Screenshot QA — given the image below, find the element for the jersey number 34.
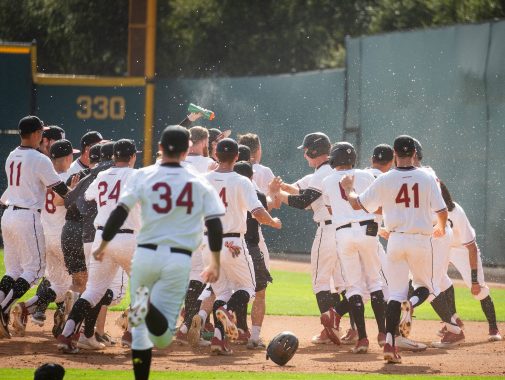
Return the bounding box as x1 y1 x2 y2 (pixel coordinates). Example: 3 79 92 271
152 182 193 214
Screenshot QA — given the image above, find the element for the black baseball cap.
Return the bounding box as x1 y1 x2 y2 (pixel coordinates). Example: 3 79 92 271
18 115 45 135
114 139 139 159
234 161 254 178
372 144 394 163
34 363 65 380
160 125 190 154
393 135 416 157
89 143 102 164
80 131 103 150
216 138 239 154
43 125 65 141
100 141 115 161
238 144 251 162
208 128 232 143
413 138 423 160
49 139 80 159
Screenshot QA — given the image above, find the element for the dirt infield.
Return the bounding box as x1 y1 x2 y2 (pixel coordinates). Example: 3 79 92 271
0 259 503 376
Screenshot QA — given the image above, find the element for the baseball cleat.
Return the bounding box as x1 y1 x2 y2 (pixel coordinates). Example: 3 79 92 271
56 334 79 354
31 310 46 327
188 314 203 348
175 329 189 345
52 307 65 338
399 300 413 338
11 302 29 337
236 328 250 345
115 309 129 331
121 330 132 348
77 334 106 350
340 328 358 345
95 332 117 347
210 336 233 356
431 330 465 348
0 312 11 339
377 332 387 348
383 343 402 364
129 286 150 327
395 335 427 352
320 308 341 345
351 337 369 354
488 328 502 342
312 328 333 345
439 318 464 336
246 337 266 350
215 307 238 341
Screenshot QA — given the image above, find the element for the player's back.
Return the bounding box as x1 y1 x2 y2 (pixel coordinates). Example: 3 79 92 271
4 147 60 209
205 170 260 234
121 163 223 252
41 171 71 235
185 154 213 173
252 163 274 195
323 169 375 226
449 202 475 248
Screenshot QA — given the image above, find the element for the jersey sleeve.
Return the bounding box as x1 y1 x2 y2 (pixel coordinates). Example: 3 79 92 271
322 177 331 207
85 176 100 201
294 174 312 190
118 170 142 210
37 155 63 188
201 181 226 220
429 177 447 213
454 204 476 245
358 177 382 214
307 172 323 194
242 178 264 213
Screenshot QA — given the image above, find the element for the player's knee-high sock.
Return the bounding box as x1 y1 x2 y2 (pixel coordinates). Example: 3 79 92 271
480 296 498 330
84 290 113 338
331 292 341 308
0 278 30 314
315 291 334 314
334 293 350 317
370 290 386 334
348 295 367 340
349 310 356 330
132 348 152 380
407 280 414 299
386 300 401 346
431 293 460 334
34 287 57 314
145 302 168 336
227 290 250 332
212 300 227 339
0 275 15 304
61 298 92 337
409 286 430 308
444 285 457 316
182 280 206 330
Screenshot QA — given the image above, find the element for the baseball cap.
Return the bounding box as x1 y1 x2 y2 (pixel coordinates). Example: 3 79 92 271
216 138 239 154
372 144 394 163
49 139 80 159
238 144 251 162
89 143 102 164
43 125 65 141
413 138 423 160
393 135 416 156
233 161 254 178
208 128 232 143
18 115 44 135
114 139 139 159
160 125 190 154
34 363 65 380
297 132 330 150
100 141 115 161
80 131 103 150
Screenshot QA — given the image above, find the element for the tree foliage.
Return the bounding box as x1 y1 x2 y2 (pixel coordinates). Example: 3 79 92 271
0 0 504 77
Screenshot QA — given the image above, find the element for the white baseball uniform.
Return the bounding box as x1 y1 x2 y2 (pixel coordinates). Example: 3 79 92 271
83 166 141 306
68 158 87 177
119 163 224 350
297 164 345 295
184 154 214 174
358 167 447 302
2 147 63 286
445 202 489 300
323 169 382 299
41 171 72 302
202 170 261 301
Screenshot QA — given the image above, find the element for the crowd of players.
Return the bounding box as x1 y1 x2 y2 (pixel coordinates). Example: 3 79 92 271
0 112 502 374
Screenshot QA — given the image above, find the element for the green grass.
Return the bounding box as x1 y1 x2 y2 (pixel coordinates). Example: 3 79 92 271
1 369 503 380
1 250 504 321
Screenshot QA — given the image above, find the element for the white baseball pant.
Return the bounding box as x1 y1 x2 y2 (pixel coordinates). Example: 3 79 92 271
44 234 72 303
446 247 489 300
312 224 345 294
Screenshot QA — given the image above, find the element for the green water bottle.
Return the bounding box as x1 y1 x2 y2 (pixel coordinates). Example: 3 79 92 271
188 103 215 120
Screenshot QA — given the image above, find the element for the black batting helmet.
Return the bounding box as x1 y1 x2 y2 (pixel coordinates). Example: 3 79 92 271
329 142 356 168
266 331 299 366
413 138 423 160
297 132 331 158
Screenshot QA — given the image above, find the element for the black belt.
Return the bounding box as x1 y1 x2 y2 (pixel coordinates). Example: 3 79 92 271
13 206 41 213
97 226 134 234
336 219 375 232
204 232 241 238
317 220 332 227
138 244 192 257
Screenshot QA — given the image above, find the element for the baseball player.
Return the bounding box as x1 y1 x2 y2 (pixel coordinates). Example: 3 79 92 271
439 182 502 342
11 140 77 338
0 116 71 338
39 126 66 157
269 132 345 345
322 142 386 354
93 125 224 380
340 135 458 363
202 138 281 355
68 131 103 176
185 126 215 173
56 139 140 353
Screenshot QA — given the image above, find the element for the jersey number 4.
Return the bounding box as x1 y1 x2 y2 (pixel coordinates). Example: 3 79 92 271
395 183 419 208
152 182 193 214
98 180 121 206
